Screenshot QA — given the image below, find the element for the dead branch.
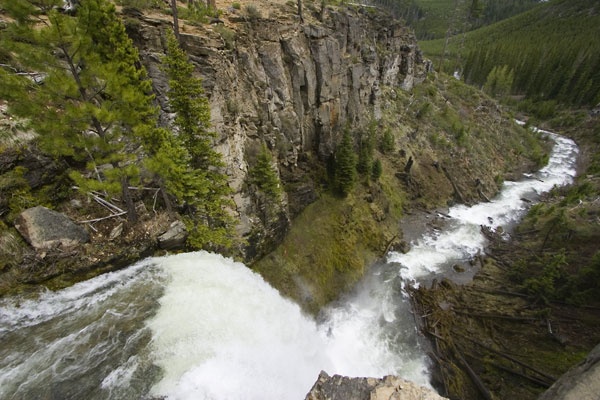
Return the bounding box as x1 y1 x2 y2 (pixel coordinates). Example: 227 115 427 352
78 211 127 224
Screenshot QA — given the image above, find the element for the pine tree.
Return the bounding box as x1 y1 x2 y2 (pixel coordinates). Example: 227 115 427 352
371 158 383 181
162 29 234 250
334 129 357 197
356 123 375 177
380 128 395 154
0 0 158 222
250 144 282 201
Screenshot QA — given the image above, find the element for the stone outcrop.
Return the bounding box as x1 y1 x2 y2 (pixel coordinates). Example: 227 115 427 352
305 371 447 400
158 220 188 250
538 343 600 400
128 4 429 261
14 206 89 250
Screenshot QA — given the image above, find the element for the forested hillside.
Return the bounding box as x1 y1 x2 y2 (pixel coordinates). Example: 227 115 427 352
420 0 600 108
371 0 541 39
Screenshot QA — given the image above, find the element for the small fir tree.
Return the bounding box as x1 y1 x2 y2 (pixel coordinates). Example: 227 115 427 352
250 144 282 201
380 128 395 154
371 158 383 181
334 129 357 197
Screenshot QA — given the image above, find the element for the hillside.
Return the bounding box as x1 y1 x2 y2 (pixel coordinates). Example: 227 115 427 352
420 0 600 107
371 0 542 39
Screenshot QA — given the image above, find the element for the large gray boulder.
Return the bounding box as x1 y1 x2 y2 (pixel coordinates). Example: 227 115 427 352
305 371 447 400
538 343 600 400
158 220 188 250
14 206 89 250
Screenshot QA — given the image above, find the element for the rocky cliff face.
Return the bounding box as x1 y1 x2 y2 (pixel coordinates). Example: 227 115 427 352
127 4 429 260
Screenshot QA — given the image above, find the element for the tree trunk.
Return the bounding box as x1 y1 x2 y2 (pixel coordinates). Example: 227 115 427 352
297 0 304 22
207 0 216 10
171 0 180 40
121 175 138 223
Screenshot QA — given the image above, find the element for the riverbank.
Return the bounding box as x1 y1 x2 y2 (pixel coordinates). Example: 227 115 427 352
412 112 600 399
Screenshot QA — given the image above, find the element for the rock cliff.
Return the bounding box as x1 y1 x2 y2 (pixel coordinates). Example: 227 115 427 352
126 3 429 260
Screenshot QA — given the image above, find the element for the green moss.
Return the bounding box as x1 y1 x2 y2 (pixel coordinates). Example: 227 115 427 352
252 187 396 313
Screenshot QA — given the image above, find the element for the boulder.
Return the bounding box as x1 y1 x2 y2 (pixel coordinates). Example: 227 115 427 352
14 206 89 250
158 220 188 250
305 371 447 400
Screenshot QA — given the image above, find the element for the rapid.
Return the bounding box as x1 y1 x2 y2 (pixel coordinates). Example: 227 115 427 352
0 128 578 400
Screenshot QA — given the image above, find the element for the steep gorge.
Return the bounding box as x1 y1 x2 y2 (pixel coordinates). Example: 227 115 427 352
0 1 546 309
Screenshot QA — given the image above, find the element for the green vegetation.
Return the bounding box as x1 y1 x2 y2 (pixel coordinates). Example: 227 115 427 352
0 0 234 251
115 0 163 9
421 0 600 107
332 129 357 196
253 190 389 313
244 4 262 19
371 0 540 39
483 64 514 98
249 144 283 201
0 0 158 221
162 30 234 251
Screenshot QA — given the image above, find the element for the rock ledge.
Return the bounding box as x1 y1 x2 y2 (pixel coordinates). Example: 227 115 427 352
305 371 447 400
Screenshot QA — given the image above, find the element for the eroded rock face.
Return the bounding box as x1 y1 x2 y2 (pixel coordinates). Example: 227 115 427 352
305 371 448 400
131 5 428 261
14 206 89 250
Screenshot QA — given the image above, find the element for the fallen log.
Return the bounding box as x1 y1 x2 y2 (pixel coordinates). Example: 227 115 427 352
454 349 493 400
455 332 557 382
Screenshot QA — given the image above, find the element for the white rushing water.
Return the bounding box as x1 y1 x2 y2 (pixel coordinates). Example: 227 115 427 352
0 129 578 400
387 130 578 281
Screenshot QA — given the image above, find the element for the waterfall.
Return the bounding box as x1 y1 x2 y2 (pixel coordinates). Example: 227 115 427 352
0 129 578 400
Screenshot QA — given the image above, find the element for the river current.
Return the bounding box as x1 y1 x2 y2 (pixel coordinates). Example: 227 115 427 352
0 128 578 400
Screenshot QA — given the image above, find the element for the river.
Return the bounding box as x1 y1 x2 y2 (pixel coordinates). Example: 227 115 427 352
0 128 578 400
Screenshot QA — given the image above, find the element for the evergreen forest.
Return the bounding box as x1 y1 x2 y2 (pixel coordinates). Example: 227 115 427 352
419 0 600 108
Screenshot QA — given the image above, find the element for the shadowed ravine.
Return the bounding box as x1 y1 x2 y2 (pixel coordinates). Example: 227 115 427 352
0 129 578 400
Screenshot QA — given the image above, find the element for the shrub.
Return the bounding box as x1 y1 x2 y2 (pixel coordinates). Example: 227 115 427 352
214 25 236 49
245 4 262 19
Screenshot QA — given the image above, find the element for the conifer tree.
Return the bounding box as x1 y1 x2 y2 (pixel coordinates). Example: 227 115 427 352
371 158 383 181
0 0 156 221
0 0 217 228
250 144 282 201
334 129 357 197
162 29 234 250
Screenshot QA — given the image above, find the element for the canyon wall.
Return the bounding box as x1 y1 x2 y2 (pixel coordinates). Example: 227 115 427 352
126 4 429 260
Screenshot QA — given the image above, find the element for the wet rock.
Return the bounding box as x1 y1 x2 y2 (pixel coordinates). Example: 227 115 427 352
14 206 89 250
305 371 447 400
158 220 188 250
452 264 465 273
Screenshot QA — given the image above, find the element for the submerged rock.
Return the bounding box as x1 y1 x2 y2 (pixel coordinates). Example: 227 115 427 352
14 206 89 250
305 371 447 400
